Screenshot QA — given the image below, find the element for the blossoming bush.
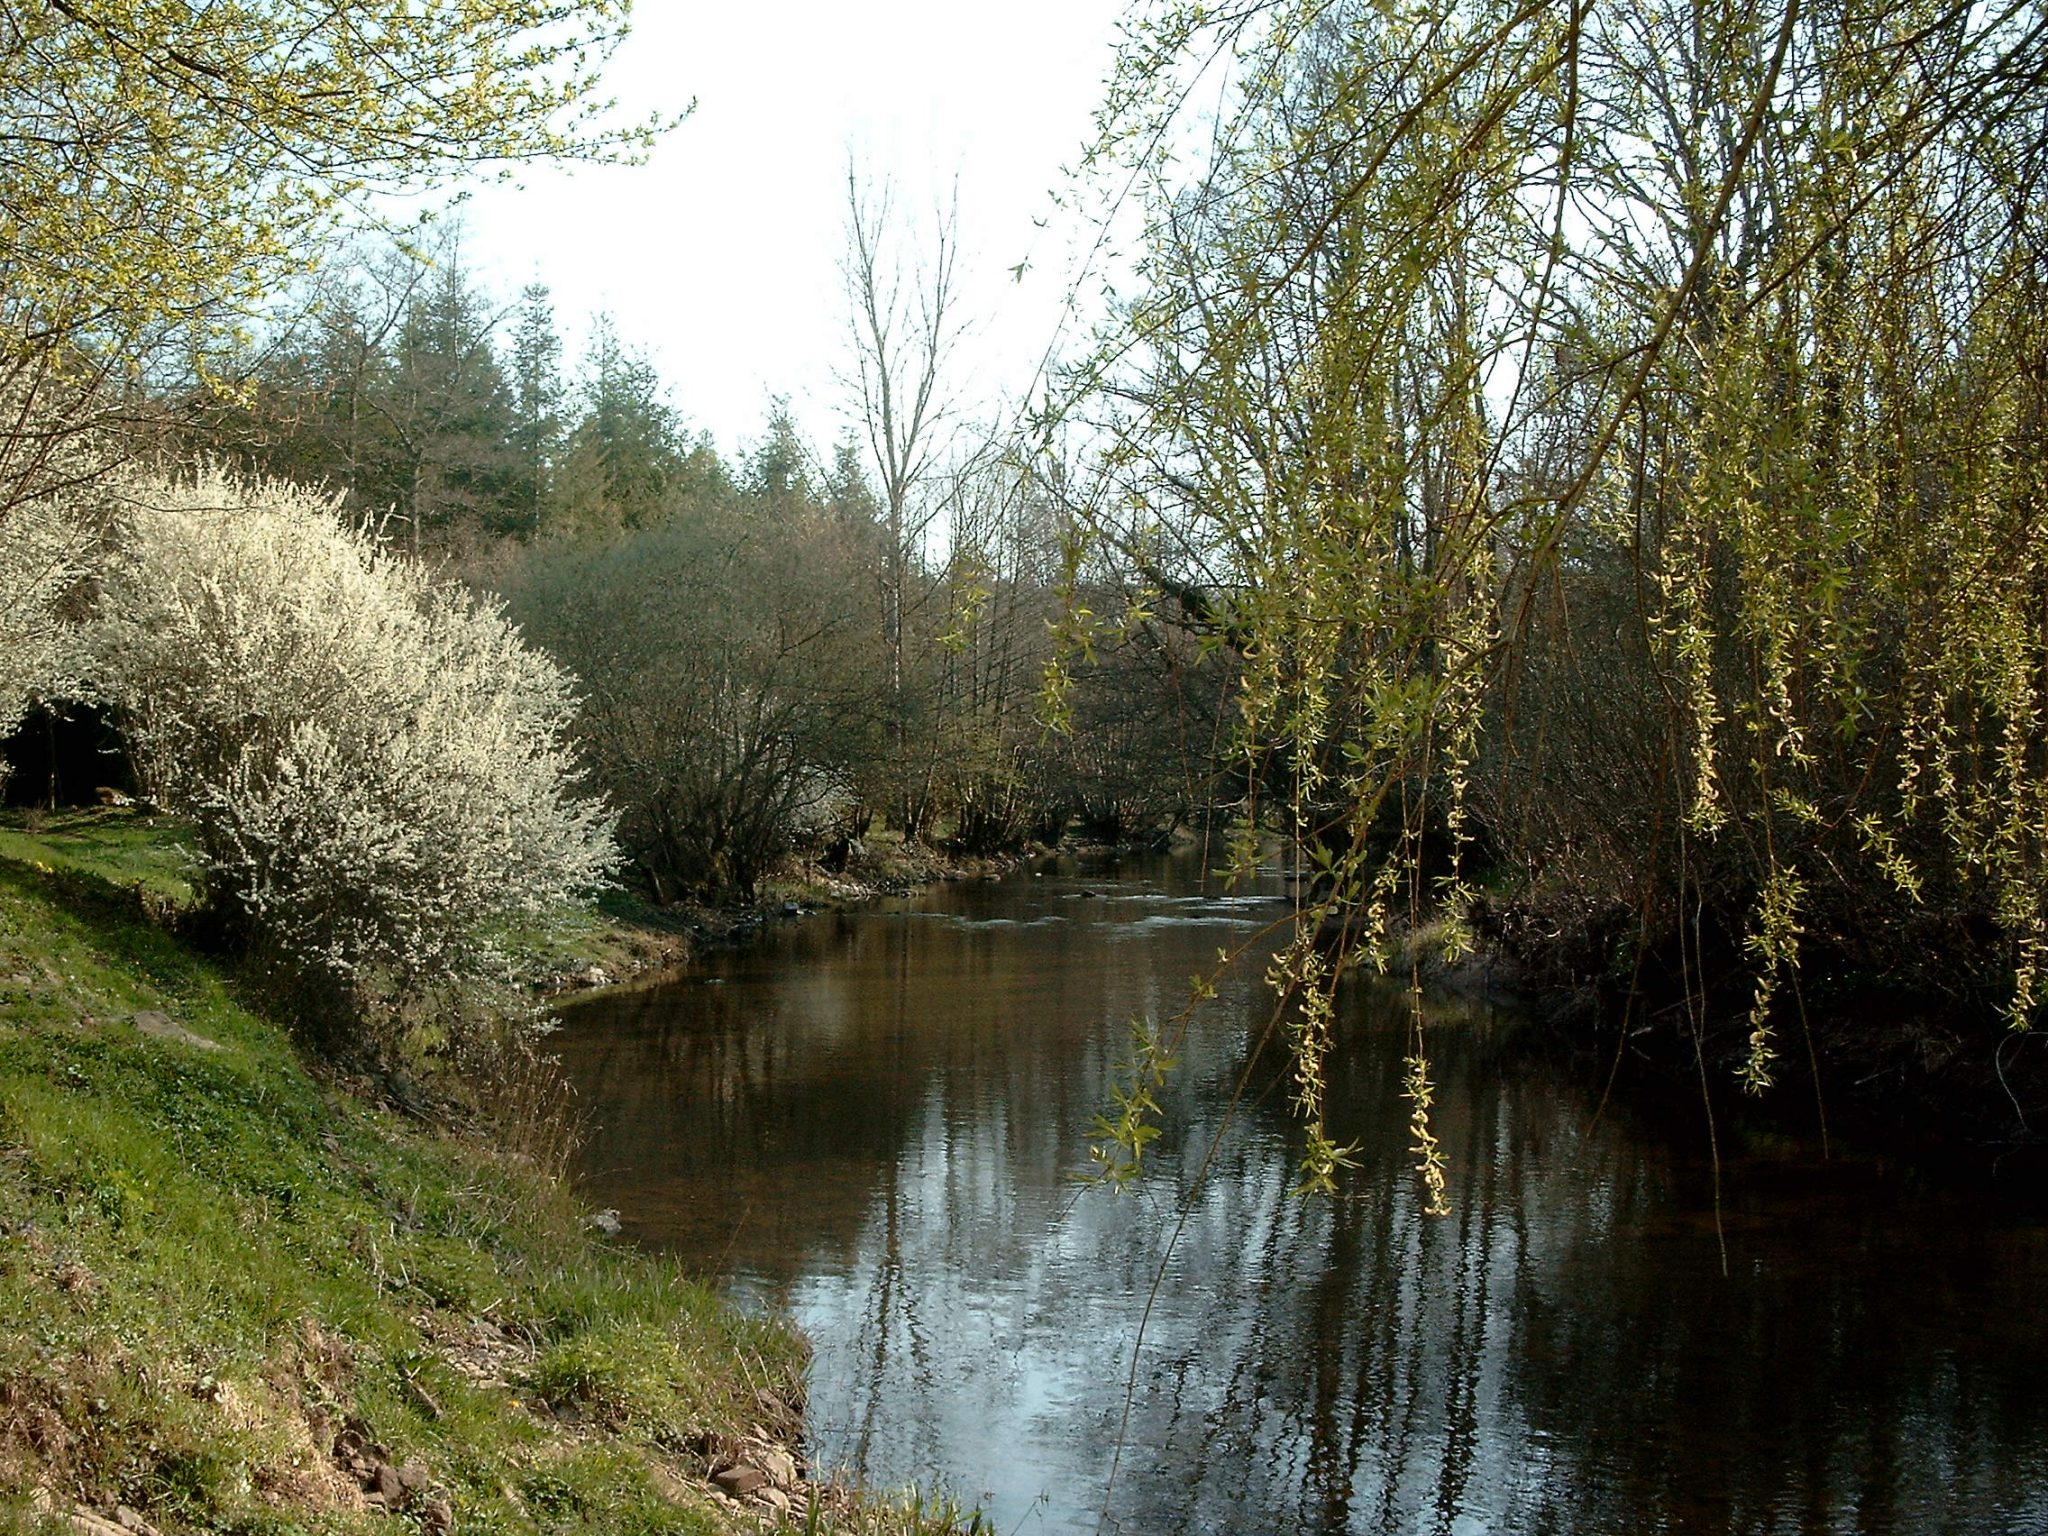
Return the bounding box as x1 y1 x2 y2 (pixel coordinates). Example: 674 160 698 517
0 500 91 784
89 467 614 1016
0 390 114 790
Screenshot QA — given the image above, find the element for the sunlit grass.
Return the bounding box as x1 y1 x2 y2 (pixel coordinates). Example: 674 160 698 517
0 805 194 904
0 819 979 1535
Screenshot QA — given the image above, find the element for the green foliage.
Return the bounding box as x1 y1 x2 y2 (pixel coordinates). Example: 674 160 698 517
384 243 523 541
1055 0 2048 1200
504 484 887 903
195 241 1209 868
508 281 568 534
1088 1018 1179 1189
550 316 692 533
0 0 655 377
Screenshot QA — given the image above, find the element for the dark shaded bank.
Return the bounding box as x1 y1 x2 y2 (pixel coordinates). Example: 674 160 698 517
1450 898 2048 1174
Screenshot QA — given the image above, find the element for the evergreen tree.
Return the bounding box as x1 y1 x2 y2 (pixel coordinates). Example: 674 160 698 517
742 400 815 512
191 247 422 510
0 1 653 542
825 434 882 528
387 242 516 545
507 283 565 535
556 316 681 530
300 281 389 504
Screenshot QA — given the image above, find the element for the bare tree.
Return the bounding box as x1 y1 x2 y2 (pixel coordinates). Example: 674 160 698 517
841 165 963 837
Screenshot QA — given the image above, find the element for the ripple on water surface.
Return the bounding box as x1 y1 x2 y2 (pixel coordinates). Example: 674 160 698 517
552 852 2048 1535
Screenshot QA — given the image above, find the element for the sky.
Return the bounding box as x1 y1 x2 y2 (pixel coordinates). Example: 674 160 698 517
444 1 1137 462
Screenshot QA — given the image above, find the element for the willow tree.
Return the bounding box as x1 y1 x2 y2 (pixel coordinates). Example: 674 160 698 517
1059 0 2048 1198
2 0 654 361
0 0 658 524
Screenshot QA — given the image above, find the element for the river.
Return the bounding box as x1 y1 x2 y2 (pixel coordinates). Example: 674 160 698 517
550 853 2048 1534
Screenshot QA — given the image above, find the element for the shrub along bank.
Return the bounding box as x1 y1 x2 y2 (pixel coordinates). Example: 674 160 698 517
0 812 985 1536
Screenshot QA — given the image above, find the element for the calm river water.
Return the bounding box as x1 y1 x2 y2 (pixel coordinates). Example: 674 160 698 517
552 854 2048 1534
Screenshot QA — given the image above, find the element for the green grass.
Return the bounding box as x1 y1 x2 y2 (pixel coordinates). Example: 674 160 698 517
0 814 982 1536
0 807 195 906
496 887 696 993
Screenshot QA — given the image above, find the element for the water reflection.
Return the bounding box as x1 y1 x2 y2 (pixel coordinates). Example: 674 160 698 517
552 857 2048 1535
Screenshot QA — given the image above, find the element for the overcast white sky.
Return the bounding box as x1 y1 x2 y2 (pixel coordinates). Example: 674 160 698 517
445 1 1134 461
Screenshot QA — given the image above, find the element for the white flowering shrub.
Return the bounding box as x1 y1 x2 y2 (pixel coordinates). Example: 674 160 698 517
0 388 115 788
89 467 614 1010
0 497 92 782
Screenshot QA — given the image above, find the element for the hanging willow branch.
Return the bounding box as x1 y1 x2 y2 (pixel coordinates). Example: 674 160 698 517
1047 0 2048 1204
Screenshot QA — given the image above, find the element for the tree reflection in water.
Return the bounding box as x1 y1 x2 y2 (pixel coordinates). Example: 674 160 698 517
554 857 2048 1535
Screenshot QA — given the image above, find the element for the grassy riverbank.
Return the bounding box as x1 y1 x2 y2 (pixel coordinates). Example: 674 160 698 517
0 810 984 1535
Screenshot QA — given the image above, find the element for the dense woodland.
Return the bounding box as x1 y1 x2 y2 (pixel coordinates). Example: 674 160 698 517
155 231 1223 900
1053 0 2048 1178
1 0 2045 1158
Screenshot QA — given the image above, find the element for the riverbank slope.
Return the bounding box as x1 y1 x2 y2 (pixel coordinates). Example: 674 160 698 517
0 812 980 1535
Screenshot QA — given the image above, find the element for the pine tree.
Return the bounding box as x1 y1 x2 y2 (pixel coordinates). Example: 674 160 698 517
507 284 565 536
386 241 517 546
557 316 681 530
743 400 815 513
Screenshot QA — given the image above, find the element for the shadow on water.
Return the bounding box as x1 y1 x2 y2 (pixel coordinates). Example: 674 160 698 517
552 854 2048 1535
